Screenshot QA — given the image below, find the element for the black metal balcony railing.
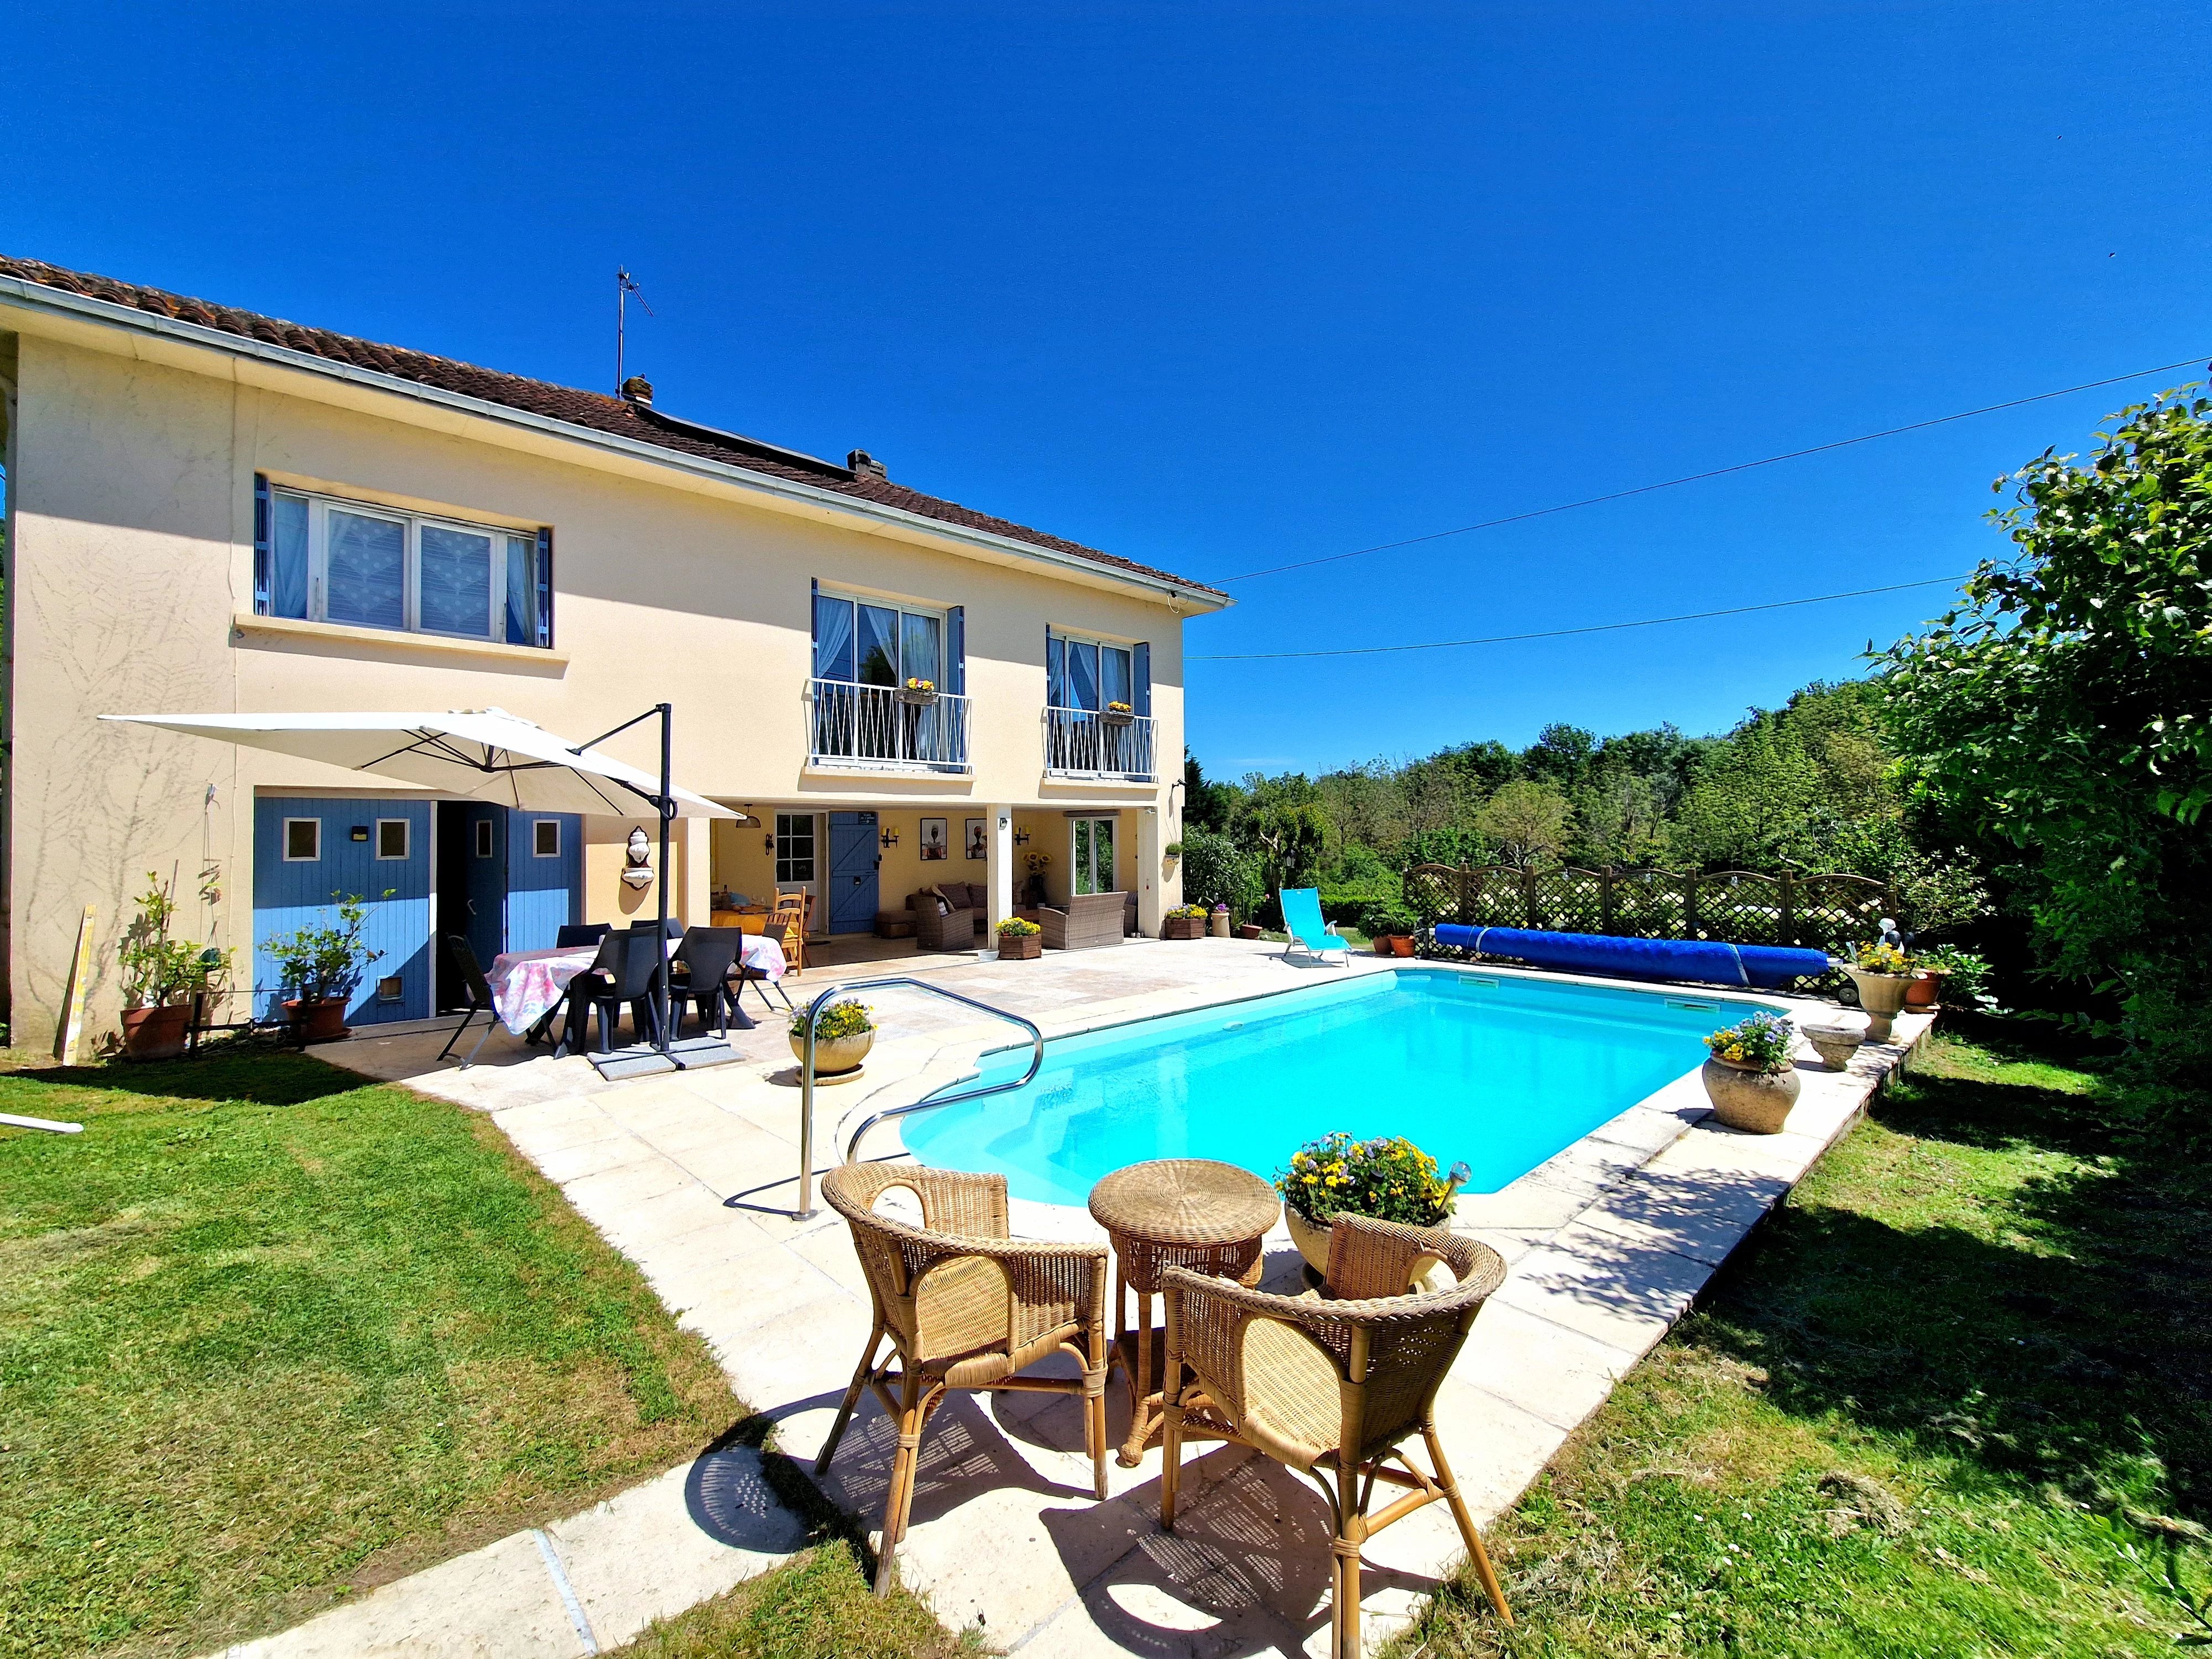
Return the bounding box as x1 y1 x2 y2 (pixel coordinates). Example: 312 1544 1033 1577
807 679 972 772
1044 706 1155 781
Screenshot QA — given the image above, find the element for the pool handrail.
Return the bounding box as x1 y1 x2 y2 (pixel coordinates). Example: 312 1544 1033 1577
792 974 1045 1218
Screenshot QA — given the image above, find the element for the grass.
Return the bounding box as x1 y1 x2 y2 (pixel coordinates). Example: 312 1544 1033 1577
610 1544 984 1658
0 1045 746 1658
1398 1030 2212 1657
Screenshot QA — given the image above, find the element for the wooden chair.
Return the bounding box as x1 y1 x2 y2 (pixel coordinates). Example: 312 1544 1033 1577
814 1164 1112 1597
765 893 807 974
1161 1214 1513 1657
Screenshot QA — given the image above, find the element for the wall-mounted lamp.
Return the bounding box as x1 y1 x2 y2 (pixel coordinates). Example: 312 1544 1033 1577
764 833 776 852
1012 828 1030 847
880 826 900 849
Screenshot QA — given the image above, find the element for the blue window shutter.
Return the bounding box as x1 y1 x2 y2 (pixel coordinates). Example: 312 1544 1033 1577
1133 641 1151 717
1046 628 1066 707
535 529 554 648
946 606 965 696
253 475 272 615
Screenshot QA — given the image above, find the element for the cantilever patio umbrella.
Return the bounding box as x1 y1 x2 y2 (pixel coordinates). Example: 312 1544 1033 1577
101 705 748 1071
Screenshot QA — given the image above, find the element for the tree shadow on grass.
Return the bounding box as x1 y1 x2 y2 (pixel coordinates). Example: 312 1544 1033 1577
1691 1050 2212 1518
1 1048 374 1113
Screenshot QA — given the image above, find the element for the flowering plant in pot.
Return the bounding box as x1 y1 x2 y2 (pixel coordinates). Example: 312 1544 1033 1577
1275 1131 1470 1285
1700 1011 1799 1133
1844 938 1915 1041
997 915 1042 960
896 676 938 706
1359 900 1419 958
789 998 875 1076
1208 901 1231 938
264 892 387 1044
1102 698 1136 727
1162 902 1209 941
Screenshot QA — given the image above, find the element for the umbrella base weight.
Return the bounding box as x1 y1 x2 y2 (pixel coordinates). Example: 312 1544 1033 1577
590 1035 741 1082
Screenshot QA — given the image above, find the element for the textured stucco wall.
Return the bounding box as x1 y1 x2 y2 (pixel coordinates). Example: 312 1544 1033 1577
2 312 1192 1050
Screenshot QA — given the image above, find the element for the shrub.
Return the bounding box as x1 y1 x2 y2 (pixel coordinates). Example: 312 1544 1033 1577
1705 1011 1794 1073
1358 899 1417 938
1177 826 1262 922
1276 1131 1458 1227
790 999 874 1041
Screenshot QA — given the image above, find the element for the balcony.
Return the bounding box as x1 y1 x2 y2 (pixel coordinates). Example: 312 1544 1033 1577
1044 706 1156 782
807 679 972 773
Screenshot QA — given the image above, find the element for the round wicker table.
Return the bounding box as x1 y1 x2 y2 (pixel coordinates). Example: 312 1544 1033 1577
1087 1157 1281 1467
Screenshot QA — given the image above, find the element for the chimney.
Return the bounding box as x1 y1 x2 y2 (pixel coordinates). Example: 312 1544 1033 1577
847 449 888 481
619 375 654 407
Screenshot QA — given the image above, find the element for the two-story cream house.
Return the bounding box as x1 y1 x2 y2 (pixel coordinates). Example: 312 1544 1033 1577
0 256 1228 1052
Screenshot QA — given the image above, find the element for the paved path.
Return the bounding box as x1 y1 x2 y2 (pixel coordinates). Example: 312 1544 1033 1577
311 942 1929 1656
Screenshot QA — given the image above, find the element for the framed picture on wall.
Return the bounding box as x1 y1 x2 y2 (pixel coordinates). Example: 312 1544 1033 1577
919 817 950 861
965 818 988 860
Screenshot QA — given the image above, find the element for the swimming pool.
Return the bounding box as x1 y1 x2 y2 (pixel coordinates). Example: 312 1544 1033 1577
899 968 1777 1208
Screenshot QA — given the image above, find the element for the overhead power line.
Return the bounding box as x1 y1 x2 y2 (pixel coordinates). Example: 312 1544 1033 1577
1188 573 1973 661
1216 356 2210 583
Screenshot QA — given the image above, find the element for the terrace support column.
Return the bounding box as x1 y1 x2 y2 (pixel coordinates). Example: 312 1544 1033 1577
985 804 1015 952
1136 805 1166 937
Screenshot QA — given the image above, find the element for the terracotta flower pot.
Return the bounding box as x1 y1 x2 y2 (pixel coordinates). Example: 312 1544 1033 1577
1700 1056 1801 1134
790 1029 873 1076
284 997 349 1044
1903 969 1946 1009
1387 935 1416 958
121 1003 191 1061
997 932 1041 960
1236 924 1264 941
1373 937 1395 957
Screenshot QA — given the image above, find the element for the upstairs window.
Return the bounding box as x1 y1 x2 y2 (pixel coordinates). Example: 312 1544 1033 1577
254 479 551 646
1047 630 1150 715
811 588 961 694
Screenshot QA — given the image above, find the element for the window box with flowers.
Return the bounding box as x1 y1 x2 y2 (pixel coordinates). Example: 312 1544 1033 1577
996 915 1043 961
1700 1010 1800 1133
1102 700 1135 728
1275 1132 1471 1288
896 677 937 707
1162 903 1209 941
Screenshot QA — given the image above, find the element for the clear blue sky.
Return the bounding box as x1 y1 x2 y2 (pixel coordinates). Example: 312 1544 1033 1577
9 2 2209 776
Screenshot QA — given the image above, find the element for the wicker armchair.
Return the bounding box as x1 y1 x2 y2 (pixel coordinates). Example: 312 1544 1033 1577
1161 1214 1514 1656
815 1164 1112 1595
913 898 978 952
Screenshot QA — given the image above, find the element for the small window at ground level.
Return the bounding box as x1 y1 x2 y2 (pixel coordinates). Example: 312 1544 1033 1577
375 975 405 1003
775 812 816 884
473 818 495 858
375 818 410 859
283 818 321 862
533 819 561 858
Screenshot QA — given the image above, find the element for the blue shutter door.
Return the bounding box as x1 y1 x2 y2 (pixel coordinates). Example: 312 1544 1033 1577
1133 642 1151 717
946 606 965 696
253 475 272 614
252 796 432 1024
536 528 554 647
506 812 583 951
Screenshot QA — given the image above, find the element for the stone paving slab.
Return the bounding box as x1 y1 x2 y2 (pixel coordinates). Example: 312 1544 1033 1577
311 941 1932 1657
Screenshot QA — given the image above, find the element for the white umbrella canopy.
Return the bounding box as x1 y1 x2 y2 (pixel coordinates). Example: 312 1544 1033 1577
99 707 749 821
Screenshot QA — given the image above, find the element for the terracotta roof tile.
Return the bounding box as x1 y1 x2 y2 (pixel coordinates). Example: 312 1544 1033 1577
0 254 1223 599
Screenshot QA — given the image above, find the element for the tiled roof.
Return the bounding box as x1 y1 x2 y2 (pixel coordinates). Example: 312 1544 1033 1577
0 254 1224 599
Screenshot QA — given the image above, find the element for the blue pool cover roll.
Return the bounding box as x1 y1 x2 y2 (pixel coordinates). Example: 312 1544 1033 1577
1428 924 1831 989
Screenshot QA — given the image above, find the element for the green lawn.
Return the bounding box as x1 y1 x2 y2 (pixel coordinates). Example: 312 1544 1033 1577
611 1545 982 1658
0 1046 746 1658
1399 1032 2212 1657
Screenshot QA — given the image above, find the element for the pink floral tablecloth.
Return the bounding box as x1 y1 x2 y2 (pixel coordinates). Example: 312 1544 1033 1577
488 936 786 1036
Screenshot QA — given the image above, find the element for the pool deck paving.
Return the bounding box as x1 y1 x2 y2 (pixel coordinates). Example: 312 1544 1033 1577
259 939 1931 1658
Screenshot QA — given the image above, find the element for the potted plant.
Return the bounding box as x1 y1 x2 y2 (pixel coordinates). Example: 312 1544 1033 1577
1236 921 1264 941
117 872 205 1060
789 997 875 1076
896 675 938 707
264 892 385 1044
1162 902 1209 940
1208 901 1232 938
997 915 1042 961
1844 940 1914 1042
1275 1132 1470 1286
1360 900 1418 958
1914 945 1995 1012
1700 1011 1801 1133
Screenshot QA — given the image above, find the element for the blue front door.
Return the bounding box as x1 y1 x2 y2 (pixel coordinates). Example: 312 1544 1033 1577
460 805 508 969
253 796 433 1024
828 812 880 935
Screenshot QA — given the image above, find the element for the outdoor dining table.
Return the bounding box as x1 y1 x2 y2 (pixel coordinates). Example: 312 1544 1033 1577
1086 1157 1281 1467
487 934 788 1041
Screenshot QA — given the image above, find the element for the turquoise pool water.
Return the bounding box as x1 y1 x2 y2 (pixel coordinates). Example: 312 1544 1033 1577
900 968 1776 1208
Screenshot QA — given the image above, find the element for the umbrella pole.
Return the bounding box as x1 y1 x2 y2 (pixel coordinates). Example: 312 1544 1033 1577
655 701 677 1065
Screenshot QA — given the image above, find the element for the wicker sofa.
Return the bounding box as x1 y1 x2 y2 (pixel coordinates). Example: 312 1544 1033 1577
1037 890 1129 951
907 881 986 950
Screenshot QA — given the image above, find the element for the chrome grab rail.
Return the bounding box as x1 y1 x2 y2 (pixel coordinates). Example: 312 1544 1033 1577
794 975 1045 1218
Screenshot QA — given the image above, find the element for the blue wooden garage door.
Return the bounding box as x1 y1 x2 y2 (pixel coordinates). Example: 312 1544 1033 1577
253 797 433 1024
506 810 583 952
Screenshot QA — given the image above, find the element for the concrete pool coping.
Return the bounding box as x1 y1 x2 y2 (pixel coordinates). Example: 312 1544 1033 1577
305 938 1932 1657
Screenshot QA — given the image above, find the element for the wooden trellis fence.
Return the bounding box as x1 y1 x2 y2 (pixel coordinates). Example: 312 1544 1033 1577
1402 863 1892 958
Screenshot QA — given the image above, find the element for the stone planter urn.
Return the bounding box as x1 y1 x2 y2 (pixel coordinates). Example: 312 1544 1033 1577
790 1029 873 1077
1208 909 1232 938
1700 1056 1801 1134
121 1003 191 1061
1844 968 1912 1043
1801 1023 1863 1071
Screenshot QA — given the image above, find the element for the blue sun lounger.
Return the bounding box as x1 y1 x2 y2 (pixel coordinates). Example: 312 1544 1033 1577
1279 888 1350 966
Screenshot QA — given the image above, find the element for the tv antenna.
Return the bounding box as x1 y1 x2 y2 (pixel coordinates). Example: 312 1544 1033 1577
615 267 654 393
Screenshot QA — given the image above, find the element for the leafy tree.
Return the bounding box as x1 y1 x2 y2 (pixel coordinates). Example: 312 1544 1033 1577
1574 773 1668 867
1881 388 2212 1078
1477 780 1574 868
1181 749 1238 833
1521 723 1598 789
1177 826 1263 922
